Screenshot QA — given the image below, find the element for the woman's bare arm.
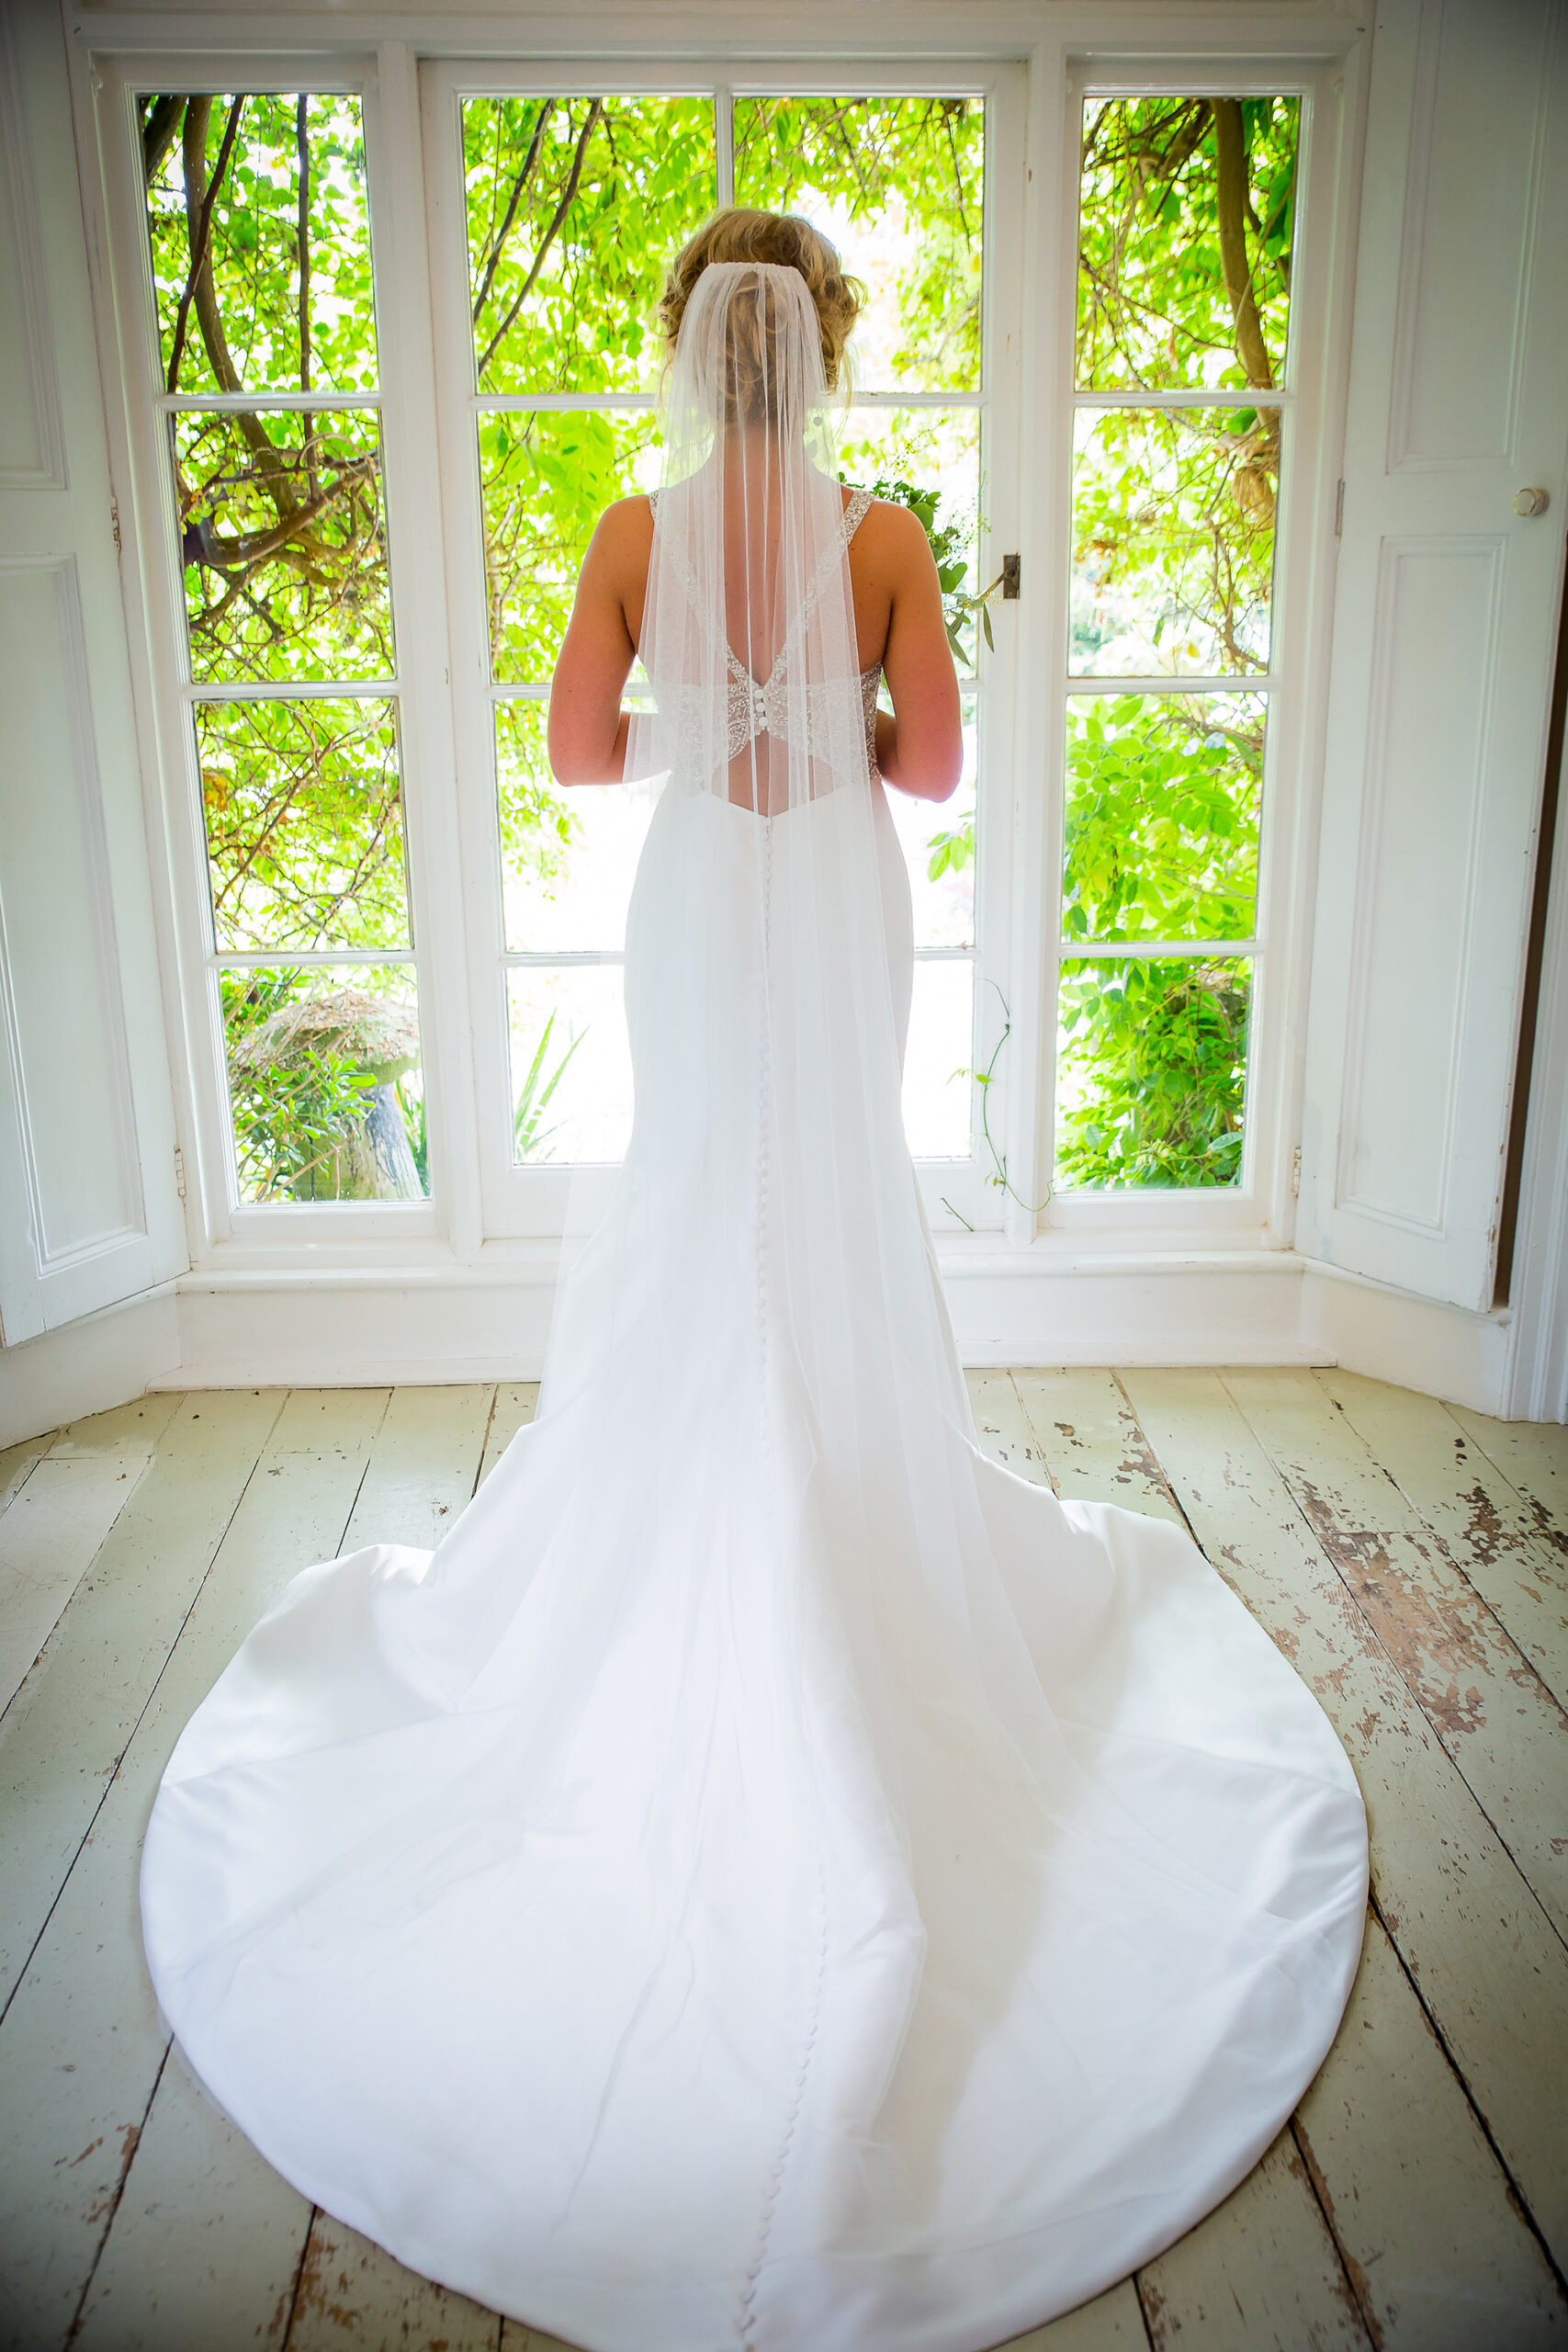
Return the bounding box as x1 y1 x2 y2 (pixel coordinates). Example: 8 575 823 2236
547 499 650 786
868 504 964 804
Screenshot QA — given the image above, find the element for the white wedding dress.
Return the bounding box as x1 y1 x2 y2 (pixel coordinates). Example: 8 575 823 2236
141 266 1368 2352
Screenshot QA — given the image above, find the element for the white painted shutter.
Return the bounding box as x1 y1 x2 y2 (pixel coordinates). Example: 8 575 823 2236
1298 0 1568 1310
0 5 185 1344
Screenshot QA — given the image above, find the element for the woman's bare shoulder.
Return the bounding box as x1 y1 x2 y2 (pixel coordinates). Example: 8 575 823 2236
592 492 657 549
850 495 935 580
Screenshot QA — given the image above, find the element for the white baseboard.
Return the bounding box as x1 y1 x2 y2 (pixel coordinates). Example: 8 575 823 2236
0 1284 180 1448
1299 1259 1516 1414
0 1250 1544 1446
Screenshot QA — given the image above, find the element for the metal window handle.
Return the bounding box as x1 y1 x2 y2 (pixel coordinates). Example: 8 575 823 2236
1514 487 1551 517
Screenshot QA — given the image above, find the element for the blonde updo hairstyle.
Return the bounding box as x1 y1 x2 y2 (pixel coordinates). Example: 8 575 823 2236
656 208 863 415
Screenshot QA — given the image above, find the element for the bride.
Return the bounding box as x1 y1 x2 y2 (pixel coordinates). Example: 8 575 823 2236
141 210 1369 2352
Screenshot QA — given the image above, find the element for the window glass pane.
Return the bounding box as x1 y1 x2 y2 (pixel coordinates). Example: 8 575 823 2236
497 705 657 953
1077 97 1298 392
1055 956 1250 1189
1064 694 1262 944
838 409 980 665
1071 408 1278 676
508 966 632 1163
220 963 425 1202
197 699 408 953
732 96 984 393
463 96 716 394
480 410 661 684
141 93 376 395
175 411 391 684
904 958 974 1159
886 695 977 949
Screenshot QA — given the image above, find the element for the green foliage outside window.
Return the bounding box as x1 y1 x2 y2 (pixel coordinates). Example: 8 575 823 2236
142 82 1295 1198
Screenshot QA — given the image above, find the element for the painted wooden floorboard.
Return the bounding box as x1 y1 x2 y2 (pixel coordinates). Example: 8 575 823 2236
1293 1907 1567 2347
479 1383 540 1486
1320 1369 1568 1713
1135 2127 1369 2350
285 2213 502 2352
45 1392 186 1461
1449 1407 1568 1548
339 1383 495 1555
998 2278 1152 2348
1222 1368 1568 1944
0 1396 186 1741
0 1423 374 2352
1120 1368 1568 2272
0 1452 155 1717
73 2041 311 2352
1010 1368 1185 1524
0 1389 285 2018
966 1369 1054 1484
0 1435 51 1514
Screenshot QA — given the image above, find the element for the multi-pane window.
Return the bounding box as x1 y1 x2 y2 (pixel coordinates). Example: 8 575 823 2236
141 92 427 1207
454 89 987 1169
1057 96 1297 1191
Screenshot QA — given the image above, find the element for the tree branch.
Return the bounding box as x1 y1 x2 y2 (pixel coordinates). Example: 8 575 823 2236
141 94 184 188
296 96 318 498
178 97 298 515
166 95 245 393
1212 98 1274 390
471 98 555 325
475 99 602 380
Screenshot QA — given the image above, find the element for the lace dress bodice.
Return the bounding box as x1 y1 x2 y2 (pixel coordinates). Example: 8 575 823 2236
648 485 882 773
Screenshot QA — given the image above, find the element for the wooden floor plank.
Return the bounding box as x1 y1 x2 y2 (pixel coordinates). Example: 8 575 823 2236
1448 1408 1568 1549
1324 1527 1568 1940
339 1384 495 1554
479 1384 539 1485
1320 1371 1568 1711
1119 1369 1568 2272
997 2280 1152 2348
1221 1366 1428 1539
269 1387 391 1454
45 1393 185 1460
1221 1368 1568 1942
1010 1368 1184 1521
0 1389 284 2016
1134 2127 1369 2351
72 2042 310 2352
0 1449 154 1716
0 1420 374 2352
286 2212 502 2352
0 1436 51 1517
1294 1907 1567 2347
966 1370 1053 1483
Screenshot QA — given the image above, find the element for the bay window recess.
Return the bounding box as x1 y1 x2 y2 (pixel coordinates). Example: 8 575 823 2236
102 46 1332 1263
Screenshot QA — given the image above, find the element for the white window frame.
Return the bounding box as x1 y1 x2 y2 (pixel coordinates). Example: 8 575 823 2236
85 46 483 1262
1019 50 1355 1249
422 58 1026 1238
74 15 1364 1293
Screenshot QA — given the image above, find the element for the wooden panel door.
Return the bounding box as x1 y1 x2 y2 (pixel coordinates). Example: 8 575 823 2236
0 4 184 1344
1299 0 1568 1309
